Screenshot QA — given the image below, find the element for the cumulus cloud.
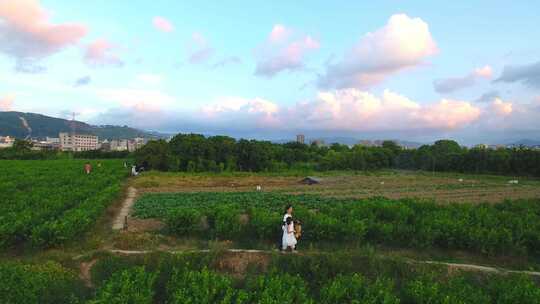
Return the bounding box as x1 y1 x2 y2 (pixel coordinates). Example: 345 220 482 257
0 0 87 68
433 65 493 94
198 89 481 132
152 16 174 32
0 94 15 111
96 88 175 113
74 76 91 87
495 61 540 88
475 90 500 103
318 14 437 89
490 98 513 116
254 24 320 77
187 32 214 64
84 39 124 67
212 56 242 69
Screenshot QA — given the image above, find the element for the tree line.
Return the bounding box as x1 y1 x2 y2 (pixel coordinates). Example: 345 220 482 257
133 133 540 177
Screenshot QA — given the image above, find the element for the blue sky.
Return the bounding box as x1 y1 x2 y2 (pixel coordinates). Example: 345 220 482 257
1 0 540 144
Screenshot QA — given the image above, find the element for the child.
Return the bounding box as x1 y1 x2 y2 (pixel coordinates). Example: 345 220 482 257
282 217 297 252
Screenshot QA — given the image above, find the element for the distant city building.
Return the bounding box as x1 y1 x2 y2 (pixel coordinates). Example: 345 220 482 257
0 136 15 149
107 137 148 152
358 140 373 147
46 137 60 144
59 132 99 151
475 144 489 149
296 134 305 144
31 138 60 150
311 139 325 147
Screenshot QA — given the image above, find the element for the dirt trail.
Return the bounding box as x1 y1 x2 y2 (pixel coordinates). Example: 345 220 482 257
112 187 137 230
103 248 540 277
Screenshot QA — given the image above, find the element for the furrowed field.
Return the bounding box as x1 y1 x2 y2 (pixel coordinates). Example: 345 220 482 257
0 160 127 248
2 162 540 303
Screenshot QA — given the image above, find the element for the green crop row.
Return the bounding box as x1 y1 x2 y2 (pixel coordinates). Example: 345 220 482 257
133 192 540 256
0 160 128 249
4 251 539 303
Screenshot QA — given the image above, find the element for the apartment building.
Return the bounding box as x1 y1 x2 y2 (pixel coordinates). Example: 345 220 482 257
59 132 99 151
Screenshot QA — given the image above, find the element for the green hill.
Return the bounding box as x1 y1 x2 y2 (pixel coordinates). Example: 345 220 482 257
0 111 165 140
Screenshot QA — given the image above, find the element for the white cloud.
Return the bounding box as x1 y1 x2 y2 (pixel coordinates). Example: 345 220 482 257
318 14 437 89
187 32 214 64
254 24 320 77
434 65 493 93
0 94 15 111
84 39 124 67
0 0 87 68
96 88 175 112
153 16 174 33
197 89 481 132
490 98 513 116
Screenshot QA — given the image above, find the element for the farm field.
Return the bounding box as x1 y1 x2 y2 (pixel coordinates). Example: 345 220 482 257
0 159 128 249
2 165 540 303
132 192 540 256
131 170 540 204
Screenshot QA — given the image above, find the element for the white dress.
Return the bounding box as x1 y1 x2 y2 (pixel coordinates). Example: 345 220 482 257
282 214 297 249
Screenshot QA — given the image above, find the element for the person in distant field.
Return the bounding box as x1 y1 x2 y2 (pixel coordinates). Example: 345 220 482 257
84 163 92 175
283 217 297 252
281 204 296 251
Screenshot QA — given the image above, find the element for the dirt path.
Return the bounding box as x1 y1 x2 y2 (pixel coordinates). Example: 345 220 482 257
112 187 137 230
103 248 540 277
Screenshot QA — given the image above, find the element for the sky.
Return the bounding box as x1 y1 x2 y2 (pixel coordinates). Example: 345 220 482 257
1 0 540 145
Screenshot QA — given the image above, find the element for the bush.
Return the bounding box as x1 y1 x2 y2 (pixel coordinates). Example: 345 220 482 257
88 266 157 304
488 274 540 304
167 268 246 304
246 273 314 304
0 261 84 304
165 208 203 236
404 274 491 304
320 274 399 304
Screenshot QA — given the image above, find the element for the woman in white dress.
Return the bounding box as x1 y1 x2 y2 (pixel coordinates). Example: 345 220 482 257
282 205 297 251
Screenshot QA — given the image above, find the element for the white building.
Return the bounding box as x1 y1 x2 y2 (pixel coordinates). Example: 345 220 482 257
0 136 15 149
46 137 60 144
108 138 148 152
59 132 99 151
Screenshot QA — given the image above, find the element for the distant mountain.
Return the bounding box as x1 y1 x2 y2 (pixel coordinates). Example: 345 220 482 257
508 139 540 147
273 136 423 148
0 111 166 140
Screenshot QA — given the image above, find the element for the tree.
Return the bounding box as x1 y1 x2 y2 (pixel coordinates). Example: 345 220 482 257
13 139 33 151
134 140 171 171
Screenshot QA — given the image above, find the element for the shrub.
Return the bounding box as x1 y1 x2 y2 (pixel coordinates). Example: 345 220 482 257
488 274 540 304
167 268 244 304
404 274 490 304
246 273 314 304
320 274 399 304
88 266 157 304
165 208 203 236
0 261 84 304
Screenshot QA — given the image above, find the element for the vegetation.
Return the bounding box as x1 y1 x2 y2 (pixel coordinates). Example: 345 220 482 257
0 159 128 249
133 192 540 256
0 261 85 304
6 251 532 303
135 134 540 177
